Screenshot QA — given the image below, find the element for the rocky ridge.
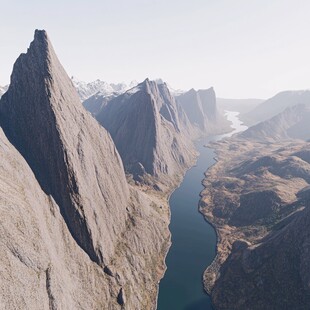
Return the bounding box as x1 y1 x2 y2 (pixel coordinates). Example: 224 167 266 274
96 79 197 191
0 30 170 310
72 76 137 101
176 87 231 135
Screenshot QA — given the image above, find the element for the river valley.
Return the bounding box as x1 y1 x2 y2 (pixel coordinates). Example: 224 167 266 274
157 111 247 310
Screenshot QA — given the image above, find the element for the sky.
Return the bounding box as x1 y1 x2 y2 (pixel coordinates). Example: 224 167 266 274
1 0 310 98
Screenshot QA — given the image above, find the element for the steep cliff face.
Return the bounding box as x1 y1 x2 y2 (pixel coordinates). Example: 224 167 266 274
176 87 230 135
0 30 170 309
0 30 130 265
96 79 196 188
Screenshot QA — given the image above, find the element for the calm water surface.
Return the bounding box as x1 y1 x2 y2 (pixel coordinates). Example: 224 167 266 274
157 111 247 310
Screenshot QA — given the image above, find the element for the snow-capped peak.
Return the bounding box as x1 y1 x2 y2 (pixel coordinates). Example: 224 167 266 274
0 85 9 98
71 77 138 101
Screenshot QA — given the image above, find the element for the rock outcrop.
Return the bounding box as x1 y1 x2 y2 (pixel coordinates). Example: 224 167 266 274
0 30 170 309
96 79 197 189
176 87 230 135
176 87 230 136
200 134 310 309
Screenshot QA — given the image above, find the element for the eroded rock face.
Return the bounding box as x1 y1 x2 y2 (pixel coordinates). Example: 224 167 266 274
96 79 197 188
0 127 109 309
176 87 230 135
72 77 137 101
0 29 130 265
0 30 170 309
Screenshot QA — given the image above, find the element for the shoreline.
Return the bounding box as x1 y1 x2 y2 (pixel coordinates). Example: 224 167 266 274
153 152 199 310
197 111 248 299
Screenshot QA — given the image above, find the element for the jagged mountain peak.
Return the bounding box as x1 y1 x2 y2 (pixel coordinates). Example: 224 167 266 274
15 29 54 74
34 29 48 44
96 77 196 182
0 29 173 309
176 86 224 133
0 29 131 266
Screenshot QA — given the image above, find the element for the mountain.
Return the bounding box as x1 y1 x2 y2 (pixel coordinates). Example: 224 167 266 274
217 98 263 114
72 77 137 101
241 104 310 142
82 92 116 116
0 30 170 309
0 85 8 98
201 136 310 309
82 79 185 117
243 90 310 125
96 79 197 189
176 87 231 135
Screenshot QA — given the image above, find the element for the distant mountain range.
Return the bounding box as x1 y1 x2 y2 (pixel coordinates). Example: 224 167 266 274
242 90 310 125
72 77 184 103
241 104 310 142
71 77 138 101
217 98 263 114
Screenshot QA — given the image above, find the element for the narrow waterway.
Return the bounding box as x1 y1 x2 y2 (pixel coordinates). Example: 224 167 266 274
157 111 247 310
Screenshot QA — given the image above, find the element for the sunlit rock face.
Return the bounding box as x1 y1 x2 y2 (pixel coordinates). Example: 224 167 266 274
0 29 170 310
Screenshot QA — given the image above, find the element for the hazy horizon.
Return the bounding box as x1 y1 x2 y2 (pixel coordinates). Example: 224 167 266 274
1 0 310 98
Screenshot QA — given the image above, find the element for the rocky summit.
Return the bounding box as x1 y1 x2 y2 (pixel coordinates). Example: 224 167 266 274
176 87 230 135
0 30 171 310
96 79 197 190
